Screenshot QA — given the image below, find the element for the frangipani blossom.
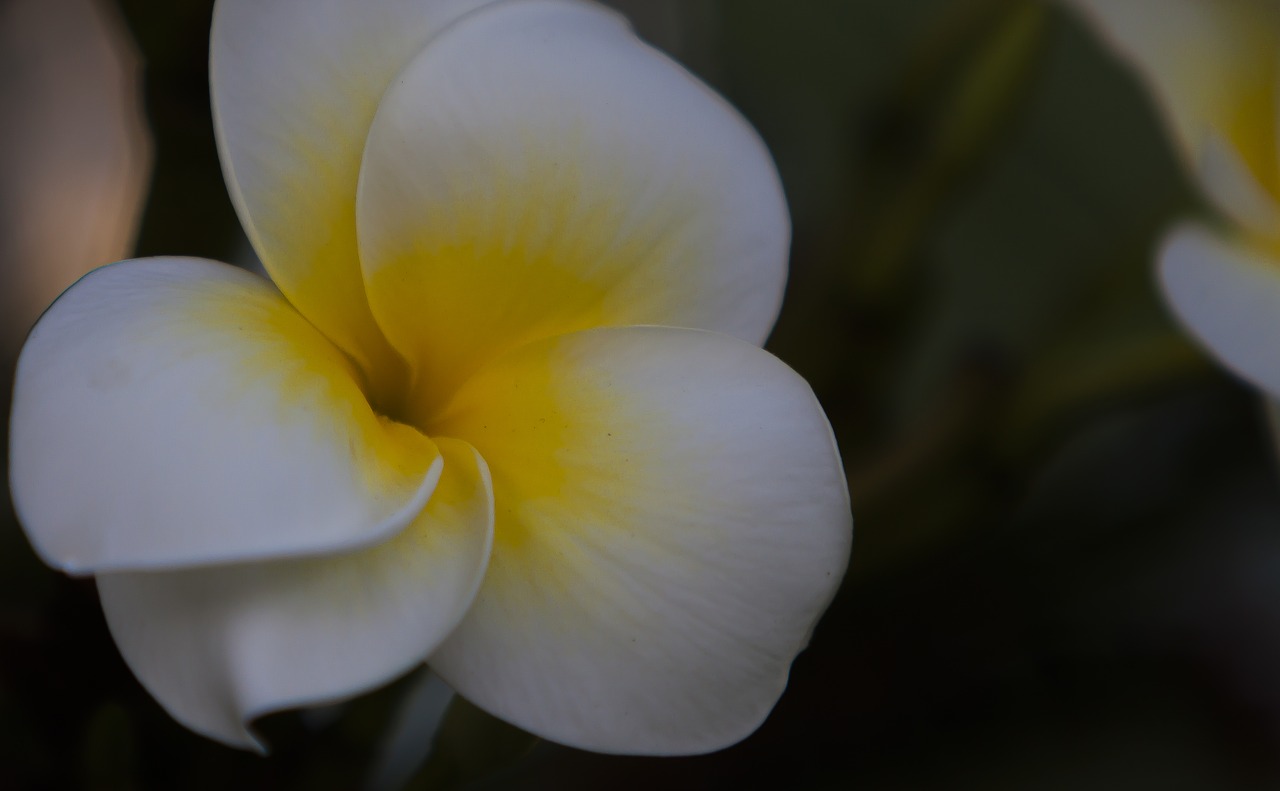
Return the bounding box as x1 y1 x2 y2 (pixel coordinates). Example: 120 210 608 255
1070 1 1280 395
8 0 852 757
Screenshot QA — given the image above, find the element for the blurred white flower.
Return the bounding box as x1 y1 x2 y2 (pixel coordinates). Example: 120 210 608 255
1070 0 1280 396
7 0 852 755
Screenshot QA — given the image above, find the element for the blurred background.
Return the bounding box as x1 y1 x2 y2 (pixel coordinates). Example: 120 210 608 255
2 0 1277 788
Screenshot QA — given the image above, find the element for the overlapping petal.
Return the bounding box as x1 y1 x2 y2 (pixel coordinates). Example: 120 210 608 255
210 0 497 382
355 0 790 413
9 258 440 573
426 326 851 754
97 438 494 750
1160 223 1280 396
1069 0 1280 231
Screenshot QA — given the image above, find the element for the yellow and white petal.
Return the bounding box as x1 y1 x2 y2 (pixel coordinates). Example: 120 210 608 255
1069 0 1280 224
426 326 851 755
1160 222 1280 396
210 0 497 381
1200 131 1280 241
9 257 440 574
97 439 493 751
356 0 790 410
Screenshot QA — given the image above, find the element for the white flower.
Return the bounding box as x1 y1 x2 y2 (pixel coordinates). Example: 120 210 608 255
7 0 852 756
1070 0 1280 394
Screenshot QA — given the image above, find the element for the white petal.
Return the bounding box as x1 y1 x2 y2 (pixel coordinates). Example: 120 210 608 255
9 258 441 573
426 326 851 754
1067 0 1279 155
210 0 497 378
356 0 789 407
1160 223 1280 396
97 438 493 751
1069 0 1280 227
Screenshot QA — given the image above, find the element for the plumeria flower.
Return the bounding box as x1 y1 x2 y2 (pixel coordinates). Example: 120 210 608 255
8 0 852 756
1069 1 1280 395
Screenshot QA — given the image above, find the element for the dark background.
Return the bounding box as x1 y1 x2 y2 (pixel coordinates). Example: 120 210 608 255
4 0 1280 788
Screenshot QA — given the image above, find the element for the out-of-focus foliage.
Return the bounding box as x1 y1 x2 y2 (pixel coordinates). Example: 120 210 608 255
3 0 1280 788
